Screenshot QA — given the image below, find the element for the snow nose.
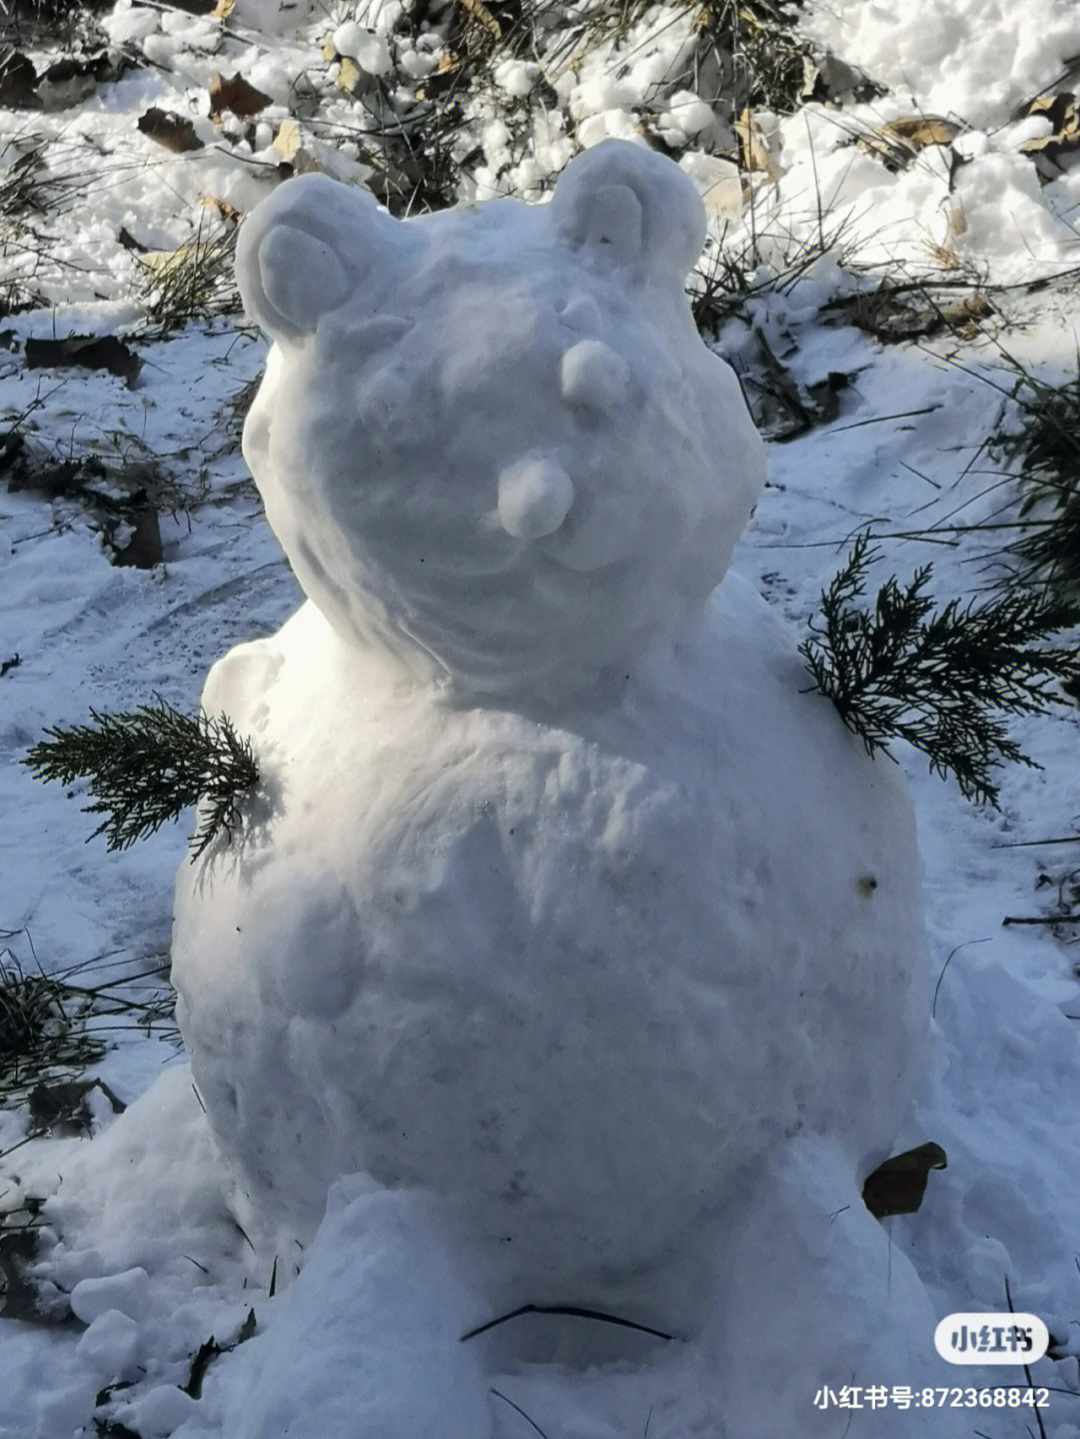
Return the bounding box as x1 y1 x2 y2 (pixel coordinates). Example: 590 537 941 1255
497 455 576 539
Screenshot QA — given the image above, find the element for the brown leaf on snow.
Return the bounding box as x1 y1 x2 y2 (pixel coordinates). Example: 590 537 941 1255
137 107 204 153
883 116 961 148
735 109 782 179
273 117 303 163
209 72 272 120
25 334 142 384
456 0 501 41
826 288 992 343
1017 92 1080 180
36 56 98 112
335 58 364 96
862 1142 947 1218
857 115 962 171
201 194 243 224
0 50 38 108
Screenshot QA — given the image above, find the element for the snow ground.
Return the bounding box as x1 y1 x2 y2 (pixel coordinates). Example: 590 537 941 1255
3 0 1080 1434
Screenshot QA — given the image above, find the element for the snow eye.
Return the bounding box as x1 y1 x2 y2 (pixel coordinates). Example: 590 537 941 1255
560 340 630 415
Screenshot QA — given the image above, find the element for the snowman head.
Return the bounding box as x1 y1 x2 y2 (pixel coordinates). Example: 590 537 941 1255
236 140 766 705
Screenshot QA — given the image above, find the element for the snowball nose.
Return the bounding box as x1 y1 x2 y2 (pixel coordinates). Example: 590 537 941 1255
497 457 575 539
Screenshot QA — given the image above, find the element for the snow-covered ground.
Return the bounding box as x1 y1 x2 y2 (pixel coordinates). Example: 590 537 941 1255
3 0 1080 1434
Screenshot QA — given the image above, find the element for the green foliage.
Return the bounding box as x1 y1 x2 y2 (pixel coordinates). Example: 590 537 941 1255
997 368 1080 606
799 536 1080 806
24 700 258 857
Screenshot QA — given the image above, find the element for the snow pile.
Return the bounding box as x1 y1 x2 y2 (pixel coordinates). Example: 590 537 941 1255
803 0 1080 127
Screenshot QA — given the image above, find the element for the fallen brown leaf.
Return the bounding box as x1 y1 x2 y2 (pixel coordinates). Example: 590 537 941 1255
1018 92 1080 180
883 116 961 148
201 194 243 224
735 109 782 179
335 57 363 95
857 115 962 171
0 50 38 108
863 1142 947 1218
137 107 203 153
457 0 500 40
26 334 141 383
209 71 272 120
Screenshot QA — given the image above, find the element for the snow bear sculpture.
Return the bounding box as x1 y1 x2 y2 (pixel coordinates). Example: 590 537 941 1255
172 142 928 1360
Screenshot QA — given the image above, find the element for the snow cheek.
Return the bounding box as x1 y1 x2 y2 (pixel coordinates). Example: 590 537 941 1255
357 367 413 449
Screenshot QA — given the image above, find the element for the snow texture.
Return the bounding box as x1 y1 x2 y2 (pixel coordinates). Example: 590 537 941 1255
171 140 930 1421
802 0 1080 127
175 1176 491 1439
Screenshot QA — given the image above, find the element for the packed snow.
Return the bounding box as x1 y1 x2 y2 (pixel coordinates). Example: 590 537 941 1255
4 0 1080 1435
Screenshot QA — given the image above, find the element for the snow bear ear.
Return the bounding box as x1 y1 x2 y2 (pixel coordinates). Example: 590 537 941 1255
549 140 706 286
236 175 399 342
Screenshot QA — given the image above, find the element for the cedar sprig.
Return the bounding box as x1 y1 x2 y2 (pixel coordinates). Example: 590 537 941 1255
24 700 258 858
799 535 1080 807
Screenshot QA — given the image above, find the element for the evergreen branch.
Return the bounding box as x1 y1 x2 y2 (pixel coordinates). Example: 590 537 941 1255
799 536 1080 807
24 701 259 858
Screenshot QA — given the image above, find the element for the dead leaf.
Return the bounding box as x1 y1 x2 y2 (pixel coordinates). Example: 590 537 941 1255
884 116 961 148
29 1079 89 1135
857 116 962 171
829 289 991 343
109 503 163 568
209 72 272 121
0 1228 49 1322
214 0 237 16
183 1306 256 1399
0 50 38 108
335 57 363 95
862 1142 947 1218
1018 90 1079 131
735 109 781 179
0 1206 72 1326
201 194 242 224
456 0 500 40
28 1078 125 1136
805 371 850 425
137 107 203 153
273 117 302 163
801 51 882 106
25 334 141 383
36 57 97 111
1017 92 1080 180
